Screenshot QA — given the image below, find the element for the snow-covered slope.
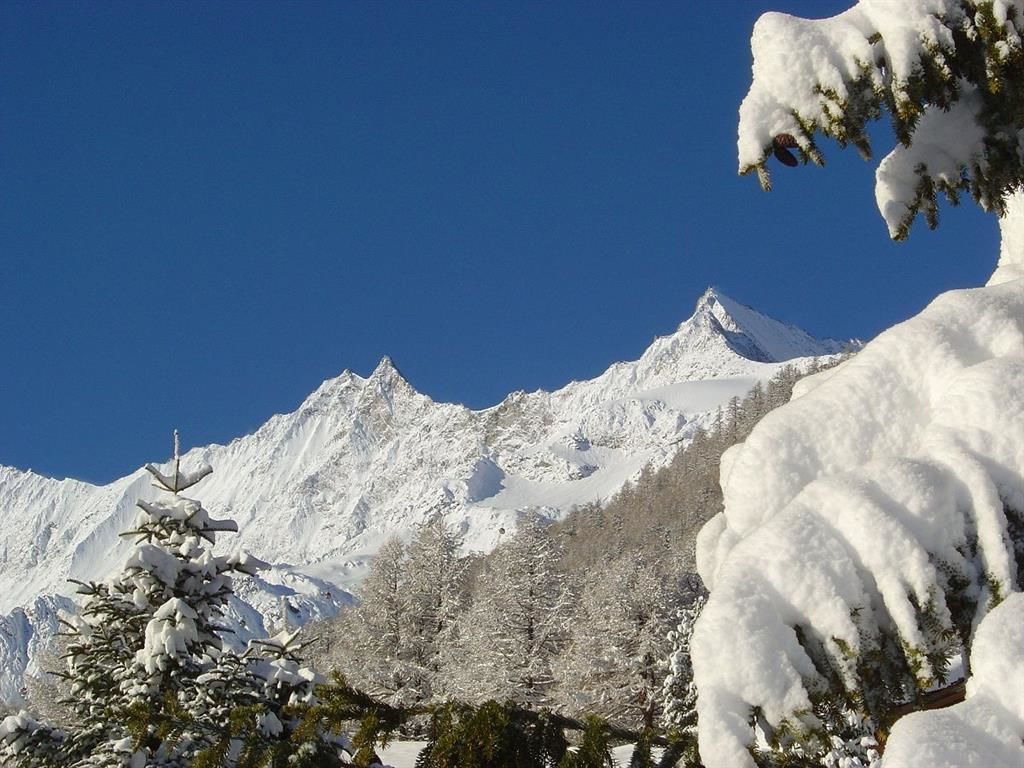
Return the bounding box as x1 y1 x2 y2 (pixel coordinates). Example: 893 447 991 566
0 288 848 702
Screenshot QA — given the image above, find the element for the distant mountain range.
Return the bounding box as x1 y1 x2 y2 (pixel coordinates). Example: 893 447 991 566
0 288 851 702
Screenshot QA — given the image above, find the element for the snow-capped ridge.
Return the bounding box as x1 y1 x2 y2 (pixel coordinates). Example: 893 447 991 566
274 295 838 432
0 288 851 703
691 286 851 363
0 462 93 489
484 287 851 426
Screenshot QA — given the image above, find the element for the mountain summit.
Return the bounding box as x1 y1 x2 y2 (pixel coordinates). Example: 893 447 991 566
691 287 848 362
0 289 853 701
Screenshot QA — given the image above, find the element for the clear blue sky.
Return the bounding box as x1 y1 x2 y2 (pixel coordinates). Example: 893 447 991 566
1 0 999 484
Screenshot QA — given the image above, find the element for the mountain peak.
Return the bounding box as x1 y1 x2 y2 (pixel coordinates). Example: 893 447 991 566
368 355 411 388
694 285 758 317
372 355 399 375
682 288 850 363
696 284 724 304
692 286 734 319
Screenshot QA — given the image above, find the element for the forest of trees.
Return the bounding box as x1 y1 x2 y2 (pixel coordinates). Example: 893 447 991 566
308 360 838 734
0 360 839 768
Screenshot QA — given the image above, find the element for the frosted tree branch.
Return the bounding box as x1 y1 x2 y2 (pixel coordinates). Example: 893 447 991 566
738 0 1024 239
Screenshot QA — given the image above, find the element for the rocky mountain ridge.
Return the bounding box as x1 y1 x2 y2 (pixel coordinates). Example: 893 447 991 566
0 288 849 701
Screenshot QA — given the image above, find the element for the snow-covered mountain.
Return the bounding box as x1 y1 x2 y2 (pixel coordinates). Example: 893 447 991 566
0 288 849 702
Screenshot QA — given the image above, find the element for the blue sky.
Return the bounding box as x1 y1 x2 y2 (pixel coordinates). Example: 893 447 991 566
1 1 999 483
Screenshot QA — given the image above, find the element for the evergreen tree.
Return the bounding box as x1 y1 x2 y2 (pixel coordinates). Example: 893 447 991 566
399 514 467 704
0 435 344 767
320 516 467 711
338 536 417 707
409 701 628 768
660 584 706 767
358 536 407 657
688 4 1024 764
739 0 1024 240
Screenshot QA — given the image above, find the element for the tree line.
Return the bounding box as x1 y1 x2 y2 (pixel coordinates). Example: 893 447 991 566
1 357 843 767
308 360 841 736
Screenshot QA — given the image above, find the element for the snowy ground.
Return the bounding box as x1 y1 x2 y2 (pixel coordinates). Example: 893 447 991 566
378 741 647 767
376 742 424 767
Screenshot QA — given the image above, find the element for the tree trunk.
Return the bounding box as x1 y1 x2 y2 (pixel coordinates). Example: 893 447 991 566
877 679 967 752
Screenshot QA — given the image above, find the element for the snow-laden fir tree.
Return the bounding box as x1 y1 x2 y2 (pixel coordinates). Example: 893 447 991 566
443 514 571 708
555 557 681 731
0 434 344 767
691 2 1024 767
740 0 1024 240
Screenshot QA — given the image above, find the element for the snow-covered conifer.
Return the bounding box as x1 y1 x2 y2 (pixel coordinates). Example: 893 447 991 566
333 516 468 709
691 3 1024 766
0 435 344 766
335 536 416 706
660 586 705 740
399 514 467 703
882 592 1024 767
739 0 1024 240
355 536 407 660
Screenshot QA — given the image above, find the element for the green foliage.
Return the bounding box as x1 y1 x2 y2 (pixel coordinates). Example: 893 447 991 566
413 701 568 768
263 680 670 768
559 718 614 768
626 729 656 768
318 672 410 731
654 737 696 768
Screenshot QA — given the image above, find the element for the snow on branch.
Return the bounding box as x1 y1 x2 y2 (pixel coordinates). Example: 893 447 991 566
131 498 238 543
145 429 213 494
691 274 1024 766
883 593 1024 766
738 0 1024 239
144 461 212 495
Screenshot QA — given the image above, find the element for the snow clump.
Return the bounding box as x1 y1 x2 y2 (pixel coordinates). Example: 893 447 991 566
882 592 1024 767
692 193 1024 767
